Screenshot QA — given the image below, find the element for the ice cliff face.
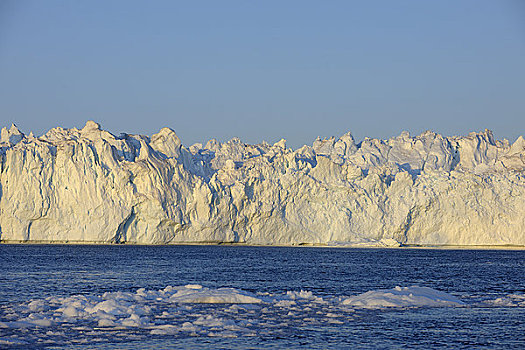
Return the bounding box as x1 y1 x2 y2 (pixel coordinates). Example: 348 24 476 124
1 121 524 246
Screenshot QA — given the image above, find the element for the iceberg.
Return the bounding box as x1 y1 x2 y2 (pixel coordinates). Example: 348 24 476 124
0 121 524 246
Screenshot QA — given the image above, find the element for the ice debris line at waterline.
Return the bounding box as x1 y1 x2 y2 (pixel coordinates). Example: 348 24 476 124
0 121 524 246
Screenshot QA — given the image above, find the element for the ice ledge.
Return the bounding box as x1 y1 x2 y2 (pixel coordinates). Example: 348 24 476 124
2 240 525 250
0 121 524 245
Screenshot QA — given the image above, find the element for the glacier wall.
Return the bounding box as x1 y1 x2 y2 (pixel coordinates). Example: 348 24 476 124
1 121 524 246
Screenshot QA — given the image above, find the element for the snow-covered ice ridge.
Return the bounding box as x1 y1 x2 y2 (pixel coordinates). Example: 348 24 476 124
1 121 524 245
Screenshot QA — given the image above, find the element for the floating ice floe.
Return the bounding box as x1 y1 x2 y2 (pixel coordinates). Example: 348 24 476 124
1 285 523 347
1 285 262 330
342 286 465 308
166 285 262 304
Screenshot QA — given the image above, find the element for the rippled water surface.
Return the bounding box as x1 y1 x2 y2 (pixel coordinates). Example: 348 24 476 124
0 245 524 349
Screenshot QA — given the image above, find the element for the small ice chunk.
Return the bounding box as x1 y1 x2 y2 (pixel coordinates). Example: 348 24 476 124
27 300 46 312
0 337 28 346
483 293 525 307
285 290 315 300
274 300 296 307
150 324 179 335
97 318 116 327
121 313 149 327
89 299 129 316
180 321 198 332
194 315 227 327
61 305 82 318
19 316 54 327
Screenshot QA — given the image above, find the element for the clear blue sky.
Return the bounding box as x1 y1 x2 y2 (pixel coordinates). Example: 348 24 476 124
1 0 524 148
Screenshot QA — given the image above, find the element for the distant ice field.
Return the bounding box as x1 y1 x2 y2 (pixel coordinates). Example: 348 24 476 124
0 245 524 349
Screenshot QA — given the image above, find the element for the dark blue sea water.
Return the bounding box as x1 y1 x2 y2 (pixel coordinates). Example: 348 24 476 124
0 245 524 349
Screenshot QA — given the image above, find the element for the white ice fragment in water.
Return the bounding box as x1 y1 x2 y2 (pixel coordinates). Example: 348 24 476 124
285 290 315 300
150 324 179 335
27 300 46 312
483 293 525 307
97 318 117 327
61 305 82 318
121 313 150 327
180 321 198 332
89 299 130 316
342 286 465 308
20 315 54 327
168 286 262 304
0 337 29 346
274 300 296 307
